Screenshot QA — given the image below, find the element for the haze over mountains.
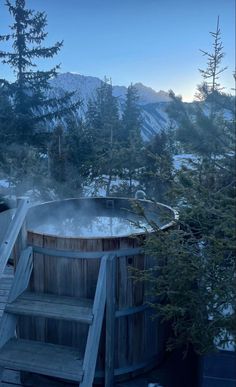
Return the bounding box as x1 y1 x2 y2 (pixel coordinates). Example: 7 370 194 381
50 72 172 139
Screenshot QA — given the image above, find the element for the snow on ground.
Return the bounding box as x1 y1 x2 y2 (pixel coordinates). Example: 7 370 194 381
83 176 140 197
0 179 12 188
0 155 197 203
173 154 199 170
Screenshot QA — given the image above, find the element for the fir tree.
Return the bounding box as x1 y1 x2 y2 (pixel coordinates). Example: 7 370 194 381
141 130 173 202
48 124 66 184
0 0 79 144
64 114 94 189
198 16 227 101
0 81 14 145
136 18 236 356
120 84 143 195
85 78 121 195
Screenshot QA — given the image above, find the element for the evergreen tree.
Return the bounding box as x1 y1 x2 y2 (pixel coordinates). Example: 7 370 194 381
136 19 236 356
120 84 143 195
0 81 14 145
198 16 227 106
167 17 230 161
48 115 94 198
0 0 79 144
85 78 121 195
141 130 173 202
64 114 94 189
48 124 67 184
0 142 49 197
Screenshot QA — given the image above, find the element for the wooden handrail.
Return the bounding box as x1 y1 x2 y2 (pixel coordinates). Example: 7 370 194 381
81 254 111 387
0 198 29 277
105 254 116 387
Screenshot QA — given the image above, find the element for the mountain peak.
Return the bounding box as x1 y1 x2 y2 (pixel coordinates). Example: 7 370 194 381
133 82 171 104
49 72 172 139
50 72 170 104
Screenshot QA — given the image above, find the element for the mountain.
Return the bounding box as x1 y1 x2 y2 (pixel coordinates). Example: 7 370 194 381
50 72 172 139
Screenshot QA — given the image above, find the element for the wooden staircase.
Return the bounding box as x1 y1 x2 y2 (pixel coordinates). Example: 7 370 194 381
5 292 94 324
0 199 115 387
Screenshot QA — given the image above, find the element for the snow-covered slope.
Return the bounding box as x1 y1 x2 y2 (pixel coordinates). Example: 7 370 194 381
141 102 170 139
50 72 172 139
132 82 171 104
50 73 101 112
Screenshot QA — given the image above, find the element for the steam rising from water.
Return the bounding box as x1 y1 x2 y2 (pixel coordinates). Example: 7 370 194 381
27 198 170 238
32 215 152 237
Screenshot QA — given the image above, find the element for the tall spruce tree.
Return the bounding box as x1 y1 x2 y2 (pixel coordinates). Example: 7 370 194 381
0 81 14 145
198 16 227 105
136 18 236 356
0 0 79 145
85 78 121 195
141 130 173 202
120 84 143 195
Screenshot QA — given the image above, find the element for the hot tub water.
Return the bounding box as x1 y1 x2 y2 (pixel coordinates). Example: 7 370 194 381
32 215 152 237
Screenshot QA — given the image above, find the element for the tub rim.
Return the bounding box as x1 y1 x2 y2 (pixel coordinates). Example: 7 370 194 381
26 196 178 240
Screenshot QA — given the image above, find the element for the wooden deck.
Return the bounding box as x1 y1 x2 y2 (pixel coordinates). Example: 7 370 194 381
0 265 13 319
0 265 20 386
0 369 21 386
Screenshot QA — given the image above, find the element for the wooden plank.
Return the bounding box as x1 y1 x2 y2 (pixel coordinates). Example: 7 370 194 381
0 291 10 299
117 254 128 368
0 277 13 282
0 313 17 349
0 291 11 298
0 199 29 277
80 254 109 387
6 292 93 324
0 280 13 288
0 209 15 246
28 233 45 342
0 338 83 382
1 369 21 384
3 266 14 276
0 247 32 348
0 283 13 290
13 199 28 268
0 247 32 350
0 301 8 309
0 267 14 314
0 288 14 297
18 291 93 307
32 246 142 259
8 250 32 305
8 248 32 303
105 255 116 387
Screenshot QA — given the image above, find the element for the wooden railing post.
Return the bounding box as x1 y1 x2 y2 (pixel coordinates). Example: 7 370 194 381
14 197 29 268
0 197 29 276
80 254 109 387
105 254 116 387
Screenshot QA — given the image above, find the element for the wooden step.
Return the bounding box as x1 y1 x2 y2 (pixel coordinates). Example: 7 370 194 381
0 338 84 382
6 292 93 324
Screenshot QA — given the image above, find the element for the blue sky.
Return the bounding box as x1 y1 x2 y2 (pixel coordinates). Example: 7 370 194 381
0 0 235 101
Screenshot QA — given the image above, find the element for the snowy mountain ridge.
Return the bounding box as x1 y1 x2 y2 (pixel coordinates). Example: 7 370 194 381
50 72 172 139
50 72 171 105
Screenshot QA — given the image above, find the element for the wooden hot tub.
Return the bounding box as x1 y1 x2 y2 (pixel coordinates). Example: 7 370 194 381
19 197 176 382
